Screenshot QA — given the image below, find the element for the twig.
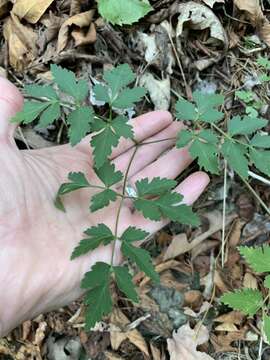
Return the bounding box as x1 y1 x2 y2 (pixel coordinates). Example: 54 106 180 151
241 176 270 216
221 160 228 268
248 171 270 186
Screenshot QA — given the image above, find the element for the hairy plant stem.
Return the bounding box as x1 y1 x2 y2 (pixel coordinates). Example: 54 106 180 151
110 146 138 267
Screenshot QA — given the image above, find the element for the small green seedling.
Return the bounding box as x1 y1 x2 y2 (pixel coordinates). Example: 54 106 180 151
221 245 270 343
13 60 270 330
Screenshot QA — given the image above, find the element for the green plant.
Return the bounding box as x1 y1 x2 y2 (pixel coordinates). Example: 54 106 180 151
221 245 270 343
97 0 153 26
13 62 270 330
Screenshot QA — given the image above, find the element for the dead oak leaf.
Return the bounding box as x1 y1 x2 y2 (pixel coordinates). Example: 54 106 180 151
167 323 214 360
234 0 270 46
3 12 37 71
57 10 96 53
12 0 56 24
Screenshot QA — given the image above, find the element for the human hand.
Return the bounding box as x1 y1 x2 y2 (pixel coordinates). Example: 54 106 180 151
0 77 209 337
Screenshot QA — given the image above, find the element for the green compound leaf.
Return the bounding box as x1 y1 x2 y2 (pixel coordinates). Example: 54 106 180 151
114 266 139 303
93 84 110 103
193 91 224 123
250 134 270 148
37 102 61 128
57 172 90 196
91 124 120 169
176 130 194 148
239 245 270 273
228 115 267 136
264 316 270 344
189 139 219 174
104 64 135 99
264 275 270 289
111 115 134 139
249 148 270 177
121 242 159 283
25 84 58 100
71 224 115 259
235 90 254 103
84 284 112 330
90 189 118 212
221 289 263 316
67 106 94 146
221 139 249 178
257 56 270 69
51 64 88 102
98 0 153 26
134 192 199 226
82 261 111 289
175 98 197 121
95 161 123 187
136 177 177 196
11 101 50 124
199 129 219 144
120 227 149 243
81 262 112 330
113 87 147 109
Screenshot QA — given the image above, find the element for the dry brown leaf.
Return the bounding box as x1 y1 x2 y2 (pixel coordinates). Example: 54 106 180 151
104 352 124 360
57 10 96 53
176 1 226 45
3 13 37 71
110 308 149 356
0 0 9 18
215 323 239 332
203 0 224 7
215 311 244 325
167 323 214 360
234 0 264 25
150 343 162 360
164 211 234 261
12 0 56 24
71 23 96 47
234 0 270 46
243 272 258 289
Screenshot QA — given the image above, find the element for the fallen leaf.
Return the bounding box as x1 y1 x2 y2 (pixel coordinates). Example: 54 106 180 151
0 0 9 18
71 23 96 47
110 308 149 356
139 72 171 110
202 0 224 7
104 352 124 360
243 272 258 289
215 323 239 332
12 0 56 24
176 1 226 45
3 13 37 71
167 323 214 360
234 0 270 47
215 311 245 325
164 211 235 260
150 343 162 360
57 10 96 53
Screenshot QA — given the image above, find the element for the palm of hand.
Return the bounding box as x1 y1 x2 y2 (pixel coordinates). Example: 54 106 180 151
0 77 209 335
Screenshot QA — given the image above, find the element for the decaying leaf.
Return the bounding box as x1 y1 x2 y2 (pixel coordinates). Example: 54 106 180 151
3 13 37 71
139 72 171 110
167 323 214 360
203 0 224 7
176 1 226 45
0 0 9 18
12 0 56 24
163 211 235 260
57 10 96 53
110 308 149 356
234 0 270 46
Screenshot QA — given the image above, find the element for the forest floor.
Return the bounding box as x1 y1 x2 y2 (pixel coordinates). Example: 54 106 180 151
0 0 270 359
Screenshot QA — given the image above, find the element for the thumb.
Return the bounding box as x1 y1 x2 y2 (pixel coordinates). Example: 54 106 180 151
0 76 23 142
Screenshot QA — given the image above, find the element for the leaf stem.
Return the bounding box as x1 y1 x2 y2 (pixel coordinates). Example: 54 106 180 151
110 146 138 266
240 175 270 216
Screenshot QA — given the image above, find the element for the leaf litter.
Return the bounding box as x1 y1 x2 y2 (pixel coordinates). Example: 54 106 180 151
1 0 270 359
